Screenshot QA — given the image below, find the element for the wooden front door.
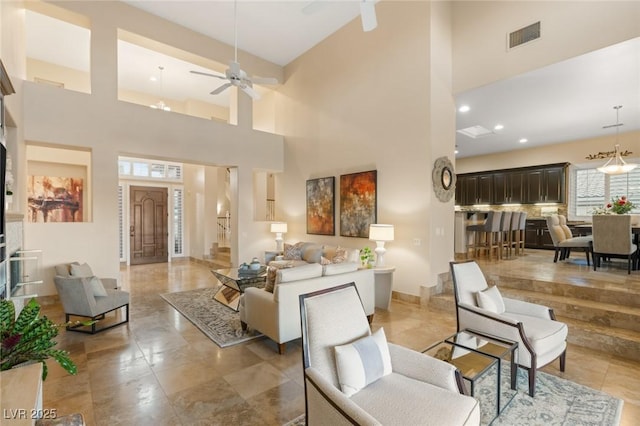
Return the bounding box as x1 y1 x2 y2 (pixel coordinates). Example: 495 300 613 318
130 186 168 265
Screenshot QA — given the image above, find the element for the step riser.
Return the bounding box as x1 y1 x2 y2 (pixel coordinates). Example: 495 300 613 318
486 275 640 308
429 295 640 363
501 290 640 333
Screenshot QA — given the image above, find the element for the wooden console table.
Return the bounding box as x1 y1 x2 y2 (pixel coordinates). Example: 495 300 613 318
1 362 43 425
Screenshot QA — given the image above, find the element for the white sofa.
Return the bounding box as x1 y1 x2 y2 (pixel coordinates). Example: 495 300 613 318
240 259 375 354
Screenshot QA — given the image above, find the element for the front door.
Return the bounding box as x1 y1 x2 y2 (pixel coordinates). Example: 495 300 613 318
130 186 168 265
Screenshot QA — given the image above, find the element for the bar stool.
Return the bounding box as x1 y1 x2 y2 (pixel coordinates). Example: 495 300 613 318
516 212 528 255
467 211 503 260
508 212 521 258
499 211 512 259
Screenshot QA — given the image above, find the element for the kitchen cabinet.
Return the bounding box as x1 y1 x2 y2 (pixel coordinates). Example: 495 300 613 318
525 219 554 249
525 166 565 203
493 171 524 204
458 174 493 205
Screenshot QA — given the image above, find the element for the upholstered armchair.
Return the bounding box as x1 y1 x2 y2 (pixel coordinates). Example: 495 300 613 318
299 283 480 425
54 262 129 334
546 214 592 265
592 214 638 274
450 260 567 397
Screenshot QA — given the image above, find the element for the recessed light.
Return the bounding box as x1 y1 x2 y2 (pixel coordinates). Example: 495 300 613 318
455 149 459 154
149 76 158 82
519 138 528 143
494 124 504 131
458 105 470 113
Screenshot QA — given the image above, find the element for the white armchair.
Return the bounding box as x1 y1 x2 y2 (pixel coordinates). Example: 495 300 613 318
450 260 567 396
299 283 480 425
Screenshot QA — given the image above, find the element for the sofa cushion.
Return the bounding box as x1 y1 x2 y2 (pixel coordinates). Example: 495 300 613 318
276 263 323 283
283 242 305 260
323 262 359 276
89 276 108 297
70 262 94 278
476 286 505 314
334 327 392 397
302 246 323 263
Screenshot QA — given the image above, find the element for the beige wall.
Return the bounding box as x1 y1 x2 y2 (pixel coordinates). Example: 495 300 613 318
275 1 455 297
452 1 640 93
456 130 640 174
4 1 285 295
27 57 90 93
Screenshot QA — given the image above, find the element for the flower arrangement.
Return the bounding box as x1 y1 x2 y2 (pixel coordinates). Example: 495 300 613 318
606 196 634 214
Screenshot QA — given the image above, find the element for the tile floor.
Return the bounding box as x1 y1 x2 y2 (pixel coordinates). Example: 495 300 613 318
37 257 639 425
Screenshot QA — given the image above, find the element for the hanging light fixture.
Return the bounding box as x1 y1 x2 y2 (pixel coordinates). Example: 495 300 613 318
597 105 637 174
150 66 171 112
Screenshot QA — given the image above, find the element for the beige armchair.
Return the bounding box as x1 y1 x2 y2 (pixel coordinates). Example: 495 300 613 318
592 214 638 274
54 262 129 334
299 283 480 425
546 214 592 265
450 260 567 397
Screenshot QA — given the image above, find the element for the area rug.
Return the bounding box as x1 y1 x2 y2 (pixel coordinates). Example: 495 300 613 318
283 368 623 426
160 287 262 348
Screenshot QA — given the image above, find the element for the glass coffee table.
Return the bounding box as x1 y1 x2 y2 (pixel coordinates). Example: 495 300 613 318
423 329 518 425
211 268 266 311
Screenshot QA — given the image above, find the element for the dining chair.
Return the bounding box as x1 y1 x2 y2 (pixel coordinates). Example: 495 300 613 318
592 215 638 274
546 215 592 265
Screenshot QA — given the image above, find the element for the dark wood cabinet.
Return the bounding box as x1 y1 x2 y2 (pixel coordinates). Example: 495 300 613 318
525 219 554 249
493 171 524 204
456 164 566 206
525 166 565 203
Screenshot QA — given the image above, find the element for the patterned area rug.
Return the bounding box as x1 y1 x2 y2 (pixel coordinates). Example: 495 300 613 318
283 368 623 426
160 287 262 348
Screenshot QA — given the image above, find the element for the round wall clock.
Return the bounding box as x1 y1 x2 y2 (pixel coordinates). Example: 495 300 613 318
432 156 456 202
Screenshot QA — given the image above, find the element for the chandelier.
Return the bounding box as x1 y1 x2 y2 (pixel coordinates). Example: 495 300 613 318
597 106 637 174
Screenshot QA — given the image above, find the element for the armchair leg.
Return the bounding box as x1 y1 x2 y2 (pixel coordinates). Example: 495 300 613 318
528 368 537 397
560 349 566 372
278 343 286 355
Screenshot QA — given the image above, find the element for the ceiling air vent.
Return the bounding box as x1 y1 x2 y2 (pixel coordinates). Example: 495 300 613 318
508 21 541 50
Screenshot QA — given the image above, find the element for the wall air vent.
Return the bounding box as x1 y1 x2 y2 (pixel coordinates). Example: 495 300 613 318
508 21 541 50
457 125 493 139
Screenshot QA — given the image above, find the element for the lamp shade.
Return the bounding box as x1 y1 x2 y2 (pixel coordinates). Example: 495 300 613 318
369 224 394 241
270 222 288 233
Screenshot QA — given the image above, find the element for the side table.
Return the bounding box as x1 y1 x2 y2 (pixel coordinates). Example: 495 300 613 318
373 266 395 310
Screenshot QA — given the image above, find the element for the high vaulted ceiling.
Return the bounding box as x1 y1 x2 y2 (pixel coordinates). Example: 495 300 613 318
25 1 640 159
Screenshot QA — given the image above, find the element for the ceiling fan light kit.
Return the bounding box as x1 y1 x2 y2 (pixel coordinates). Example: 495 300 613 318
596 106 638 175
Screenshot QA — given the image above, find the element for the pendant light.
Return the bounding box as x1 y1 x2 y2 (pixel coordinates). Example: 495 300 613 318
597 106 637 174
150 66 171 112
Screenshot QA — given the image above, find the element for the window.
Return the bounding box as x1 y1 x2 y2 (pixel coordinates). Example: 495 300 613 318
571 166 639 219
173 188 184 256
118 157 182 182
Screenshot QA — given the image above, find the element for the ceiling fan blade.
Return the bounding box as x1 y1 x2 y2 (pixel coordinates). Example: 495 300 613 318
360 0 378 32
190 70 226 80
251 76 278 85
240 85 261 100
302 0 326 15
211 82 232 95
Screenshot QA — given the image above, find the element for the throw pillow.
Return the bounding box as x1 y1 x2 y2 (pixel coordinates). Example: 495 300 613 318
334 328 392 397
302 246 323 264
283 242 304 260
331 246 348 264
70 262 94 278
88 276 108 297
264 266 278 293
476 286 506 314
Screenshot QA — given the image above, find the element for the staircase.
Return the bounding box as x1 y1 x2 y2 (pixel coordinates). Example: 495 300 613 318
202 243 232 269
430 256 640 362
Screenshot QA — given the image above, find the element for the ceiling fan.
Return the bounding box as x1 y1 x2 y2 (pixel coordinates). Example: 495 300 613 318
190 1 277 100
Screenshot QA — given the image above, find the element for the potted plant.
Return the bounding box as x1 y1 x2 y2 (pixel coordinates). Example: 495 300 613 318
1 298 78 380
360 247 374 268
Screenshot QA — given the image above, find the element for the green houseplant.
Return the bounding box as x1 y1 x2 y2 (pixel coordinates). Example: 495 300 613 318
360 247 374 268
1 298 77 380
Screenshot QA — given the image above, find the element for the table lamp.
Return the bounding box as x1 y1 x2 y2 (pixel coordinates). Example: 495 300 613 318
270 222 288 252
369 224 394 267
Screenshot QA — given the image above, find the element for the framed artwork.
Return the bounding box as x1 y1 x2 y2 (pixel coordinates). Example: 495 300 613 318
306 176 335 235
27 176 83 223
340 170 377 238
